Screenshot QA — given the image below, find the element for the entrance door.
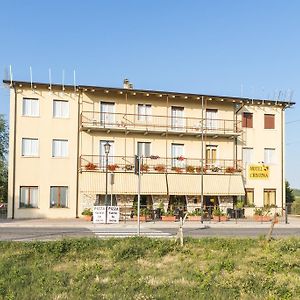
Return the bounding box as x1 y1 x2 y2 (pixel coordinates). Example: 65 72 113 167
100 140 114 169
100 102 115 126
206 109 218 130
171 143 185 168
171 106 184 130
206 145 217 168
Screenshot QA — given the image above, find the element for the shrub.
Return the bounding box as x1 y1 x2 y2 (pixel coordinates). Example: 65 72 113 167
291 199 300 215
81 208 92 216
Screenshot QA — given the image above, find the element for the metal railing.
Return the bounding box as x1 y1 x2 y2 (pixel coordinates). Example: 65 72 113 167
80 155 243 174
81 111 242 135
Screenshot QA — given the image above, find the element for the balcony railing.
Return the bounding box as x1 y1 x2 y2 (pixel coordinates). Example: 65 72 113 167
81 111 242 136
80 155 243 175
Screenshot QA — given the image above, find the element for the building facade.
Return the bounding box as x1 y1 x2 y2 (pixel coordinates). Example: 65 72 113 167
5 79 292 219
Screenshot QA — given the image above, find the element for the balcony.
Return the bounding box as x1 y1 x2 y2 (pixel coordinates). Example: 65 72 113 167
80 155 243 175
81 111 242 137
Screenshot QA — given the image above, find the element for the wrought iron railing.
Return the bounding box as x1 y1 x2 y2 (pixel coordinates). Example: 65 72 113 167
81 111 242 135
80 155 243 174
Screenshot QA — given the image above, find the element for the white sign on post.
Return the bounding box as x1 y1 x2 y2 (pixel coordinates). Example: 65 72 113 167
107 206 120 224
93 206 107 224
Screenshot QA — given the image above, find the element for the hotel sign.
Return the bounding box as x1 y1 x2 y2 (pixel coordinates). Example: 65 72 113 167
248 165 269 179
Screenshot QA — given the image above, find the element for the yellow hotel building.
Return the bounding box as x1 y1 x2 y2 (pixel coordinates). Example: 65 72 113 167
4 79 293 219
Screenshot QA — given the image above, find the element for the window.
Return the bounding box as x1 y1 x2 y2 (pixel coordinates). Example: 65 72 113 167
171 107 184 130
242 147 253 165
264 189 276 206
22 138 39 157
137 104 152 122
99 140 114 167
96 194 117 206
264 114 275 129
137 142 151 157
171 143 184 167
52 139 68 157
53 100 69 118
264 148 275 164
100 102 115 125
20 186 38 208
206 145 217 167
206 109 218 130
242 112 253 128
50 186 68 208
22 98 39 117
245 189 254 206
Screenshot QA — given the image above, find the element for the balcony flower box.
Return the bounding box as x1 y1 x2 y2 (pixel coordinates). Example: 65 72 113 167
85 162 97 171
213 215 229 222
124 164 134 171
254 215 272 222
188 216 201 221
132 215 149 222
172 166 183 173
141 164 150 172
154 164 166 173
196 166 207 174
225 166 236 173
186 165 195 173
107 164 119 172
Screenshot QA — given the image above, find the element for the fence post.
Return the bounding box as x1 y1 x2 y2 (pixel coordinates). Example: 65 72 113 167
285 204 289 224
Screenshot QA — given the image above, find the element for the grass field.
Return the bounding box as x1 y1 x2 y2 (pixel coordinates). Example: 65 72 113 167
0 237 299 300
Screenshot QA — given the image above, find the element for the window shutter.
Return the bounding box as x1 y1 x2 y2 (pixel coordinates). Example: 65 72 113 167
264 114 275 129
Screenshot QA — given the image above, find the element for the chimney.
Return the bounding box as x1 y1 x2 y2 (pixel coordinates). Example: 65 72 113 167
123 78 133 89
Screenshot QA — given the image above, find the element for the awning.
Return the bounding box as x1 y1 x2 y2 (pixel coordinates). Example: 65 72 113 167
167 174 245 196
80 172 167 195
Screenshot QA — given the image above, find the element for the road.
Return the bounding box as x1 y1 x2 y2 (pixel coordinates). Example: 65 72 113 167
0 226 299 241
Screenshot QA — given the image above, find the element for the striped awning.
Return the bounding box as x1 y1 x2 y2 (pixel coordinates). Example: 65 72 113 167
167 174 245 196
80 172 167 195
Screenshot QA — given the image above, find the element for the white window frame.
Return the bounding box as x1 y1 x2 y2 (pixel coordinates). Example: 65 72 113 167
206 145 218 168
206 109 218 130
99 140 115 168
22 98 39 117
53 100 69 118
264 148 276 164
242 147 253 166
137 104 152 122
137 142 151 157
171 143 185 167
52 139 69 158
171 106 185 130
21 138 39 157
100 102 115 126
50 186 69 208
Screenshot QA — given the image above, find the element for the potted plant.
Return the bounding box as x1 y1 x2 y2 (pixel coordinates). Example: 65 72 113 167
213 207 228 222
161 210 176 221
132 208 150 222
82 208 93 221
196 166 207 174
124 164 133 171
225 166 236 173
211 166 221 173
107 164 119 172
154 164 166 173
188 209 202 221
141 164 149 172
253 207 272 222
172 166 183 173
186 165 195 173
85 162 97 171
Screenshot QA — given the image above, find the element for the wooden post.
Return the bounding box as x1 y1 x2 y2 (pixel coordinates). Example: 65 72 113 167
266 213 278 241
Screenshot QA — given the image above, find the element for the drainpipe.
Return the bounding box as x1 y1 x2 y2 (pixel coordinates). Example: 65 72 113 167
234 102 245 167
11 84 17 219
75 89 81 218
281 107 285 215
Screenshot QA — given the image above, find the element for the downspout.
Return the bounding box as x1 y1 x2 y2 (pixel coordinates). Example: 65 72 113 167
75 88 81 218
11 84 17 219
281 107 285 213
234 103 245 168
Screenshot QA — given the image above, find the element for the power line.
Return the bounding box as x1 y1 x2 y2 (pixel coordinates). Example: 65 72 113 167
286 119 300 124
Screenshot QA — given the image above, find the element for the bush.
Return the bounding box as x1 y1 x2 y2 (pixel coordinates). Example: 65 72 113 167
291 199 300 215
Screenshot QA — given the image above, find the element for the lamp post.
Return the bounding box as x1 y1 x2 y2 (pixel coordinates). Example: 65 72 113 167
104 141 111 206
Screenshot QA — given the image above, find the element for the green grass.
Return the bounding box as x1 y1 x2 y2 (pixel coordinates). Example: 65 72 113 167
0 237 299 299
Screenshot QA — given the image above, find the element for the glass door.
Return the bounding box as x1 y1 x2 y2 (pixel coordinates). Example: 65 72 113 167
171 107 184 130
171 143 185 168
206 109 218 130
206 145 217 168
99 140 115 169
100 102 115 126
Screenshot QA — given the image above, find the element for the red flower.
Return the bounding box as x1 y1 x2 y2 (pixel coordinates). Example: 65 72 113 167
177 155 185 161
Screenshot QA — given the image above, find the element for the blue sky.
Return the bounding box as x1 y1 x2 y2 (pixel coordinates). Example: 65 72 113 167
0 0 299 187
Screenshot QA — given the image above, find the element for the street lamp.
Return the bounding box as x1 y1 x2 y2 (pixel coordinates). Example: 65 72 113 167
104 141 111 206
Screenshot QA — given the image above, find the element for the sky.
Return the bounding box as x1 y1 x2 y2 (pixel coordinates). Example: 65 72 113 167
0 0 299 187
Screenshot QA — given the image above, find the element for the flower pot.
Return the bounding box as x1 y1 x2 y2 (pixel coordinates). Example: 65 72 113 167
187 216 201 221
161 215 176 222
132 215 148 222
84 215 93 221
213 215 229 222
254 215 272 222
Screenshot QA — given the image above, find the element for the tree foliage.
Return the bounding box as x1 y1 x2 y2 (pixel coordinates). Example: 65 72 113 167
0 115 8 202
286 180 295 204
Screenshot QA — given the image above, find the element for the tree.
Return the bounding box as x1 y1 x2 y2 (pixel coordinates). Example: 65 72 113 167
0 115 8 202
285 180 295 204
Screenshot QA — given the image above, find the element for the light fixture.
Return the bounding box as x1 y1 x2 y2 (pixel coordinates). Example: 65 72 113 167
220 99 224 102
84 88 88 91
119 91 123 94
105 90 109 93
184 96 188 99
132 92 136 95
172 95 175 98
196 97 200 100
232 100 236 102
159 94 163 97
91 89 95 92
146 93 149 96
104 142 111 154
209 98 212 101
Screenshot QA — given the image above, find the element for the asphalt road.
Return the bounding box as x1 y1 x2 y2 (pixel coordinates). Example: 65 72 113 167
0 227 299 241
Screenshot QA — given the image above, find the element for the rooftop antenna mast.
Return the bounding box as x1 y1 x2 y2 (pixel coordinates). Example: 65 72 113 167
48 68 52 91
62 69 65 91
9 65 13 86
30 66 33 89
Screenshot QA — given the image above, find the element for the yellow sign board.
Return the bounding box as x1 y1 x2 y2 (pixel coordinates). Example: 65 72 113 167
248 165 269 180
